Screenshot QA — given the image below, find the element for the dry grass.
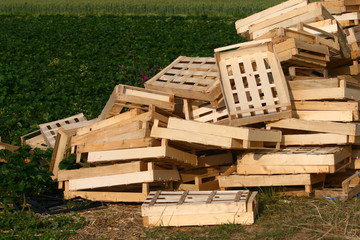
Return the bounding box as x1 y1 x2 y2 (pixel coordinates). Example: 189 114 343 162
65 192 360 240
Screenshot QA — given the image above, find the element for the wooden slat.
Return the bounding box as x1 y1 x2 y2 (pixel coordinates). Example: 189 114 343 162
267 118 360 136
167 117 282 142
57 161 147 181
87 145 198 167
219 174 325 188
68 170 180 191
238 146 351 166
64 191 147 202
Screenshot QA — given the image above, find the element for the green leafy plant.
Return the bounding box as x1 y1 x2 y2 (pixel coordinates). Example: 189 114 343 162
0 146 56 207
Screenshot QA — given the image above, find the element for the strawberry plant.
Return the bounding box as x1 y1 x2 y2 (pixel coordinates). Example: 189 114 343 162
0 146 56 207
0 15 242 144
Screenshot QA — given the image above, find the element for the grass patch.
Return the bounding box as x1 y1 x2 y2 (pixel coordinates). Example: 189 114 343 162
0 209 87 239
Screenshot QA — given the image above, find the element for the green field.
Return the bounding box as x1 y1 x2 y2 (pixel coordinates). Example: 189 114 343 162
0 0 285 17
0 15 242 144
1 1 359 240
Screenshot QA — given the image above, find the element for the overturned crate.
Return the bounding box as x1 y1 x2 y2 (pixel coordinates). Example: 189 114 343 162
215 40 292 126
142 190 258 226
144 56 222 103
97 84 175 121
58 161 180 202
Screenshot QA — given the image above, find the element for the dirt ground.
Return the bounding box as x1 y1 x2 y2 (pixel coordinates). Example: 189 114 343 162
69 203 145 240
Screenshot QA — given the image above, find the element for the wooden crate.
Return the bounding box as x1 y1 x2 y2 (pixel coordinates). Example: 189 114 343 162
321 0 360 14
144 56 222 102
50 128 76 179
314 170 360 200
87 144 198 167
274 38 330 68
59 162 179 191
249 2 334 40
267 118 360 136
289 78 360 101
21 129 48 150
142 190 258 226
259 25 340 56
235 0 308 39
176 166 230 191
291 100 359 121
63 182 172 203
39 113 87 148
72 107 169 148
183 98 229 124
215 41 291 126
280 133 353 146
352 148 360 169
291 19 351 59
345 25 360 58
219 173 326 193
334 12 360 27
150 117 282 150
237 146 351 175
98 84 175 121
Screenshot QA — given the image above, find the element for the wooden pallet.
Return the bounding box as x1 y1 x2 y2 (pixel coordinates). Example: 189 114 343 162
215 41 291 126
314 170 360 200
144 56 222 102
274 38 330 68
249 2 334 40
150 117 282 150
183 98 229 124
219 173 326 193
142 190 258 226
39 113 88 148
98 84 175 121
289 78 360 101
291 100 359 121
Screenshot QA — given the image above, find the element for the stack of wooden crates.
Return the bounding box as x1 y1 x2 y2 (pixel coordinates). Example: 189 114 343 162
48 0 360 226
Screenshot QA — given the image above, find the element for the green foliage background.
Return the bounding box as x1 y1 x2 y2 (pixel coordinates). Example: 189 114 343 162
0 0 285 17
0 15 243 144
